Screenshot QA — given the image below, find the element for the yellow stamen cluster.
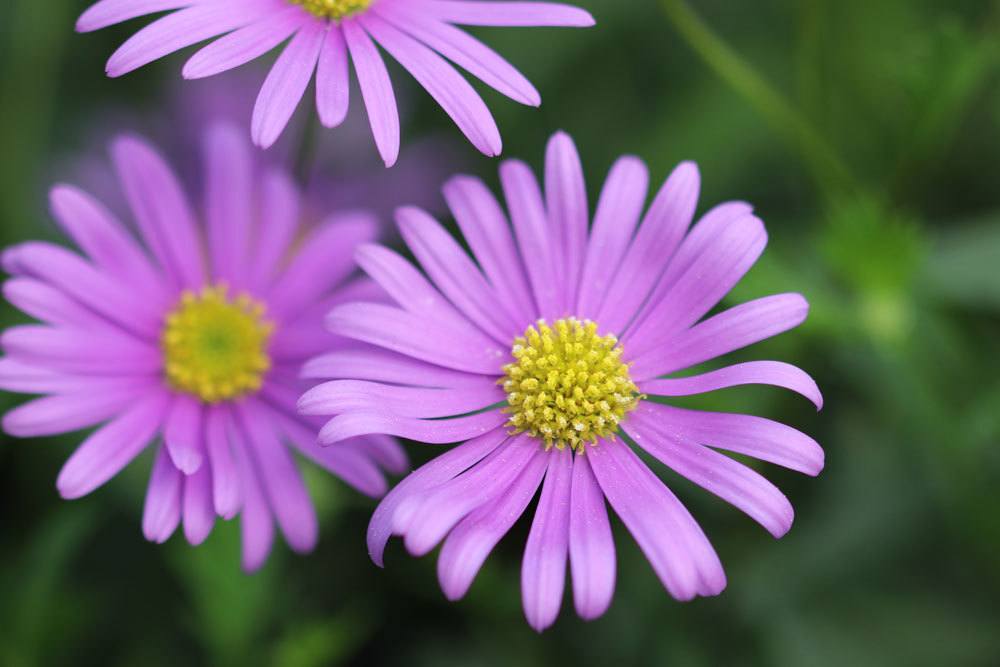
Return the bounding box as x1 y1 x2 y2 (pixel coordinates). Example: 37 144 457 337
502 318 641 454
162 284 274 403
288 0 372 19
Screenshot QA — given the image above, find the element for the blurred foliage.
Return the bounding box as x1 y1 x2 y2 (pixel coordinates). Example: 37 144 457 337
2 0 1000 665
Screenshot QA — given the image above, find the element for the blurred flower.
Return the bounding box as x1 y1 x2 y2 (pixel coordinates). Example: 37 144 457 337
301 131 825 630
0 124 407 571
56 69 460 228
76 0 595 165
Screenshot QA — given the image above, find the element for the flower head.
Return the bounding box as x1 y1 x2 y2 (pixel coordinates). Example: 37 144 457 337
302 131 825 630
76 0 595 164
1 123 407 571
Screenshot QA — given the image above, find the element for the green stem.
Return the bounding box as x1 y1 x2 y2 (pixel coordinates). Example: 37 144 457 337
659 0 858 202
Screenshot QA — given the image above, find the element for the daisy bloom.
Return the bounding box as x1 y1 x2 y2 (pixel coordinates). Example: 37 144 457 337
300 131 825 630
1 123 406 571
76 0 595 165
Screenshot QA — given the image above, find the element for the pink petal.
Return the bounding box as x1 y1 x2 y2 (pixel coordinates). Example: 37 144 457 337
343 20 399 167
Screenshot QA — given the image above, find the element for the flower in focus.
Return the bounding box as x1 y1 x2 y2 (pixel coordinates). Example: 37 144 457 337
76 0 595 165
0 123 407 571
301 131 825 629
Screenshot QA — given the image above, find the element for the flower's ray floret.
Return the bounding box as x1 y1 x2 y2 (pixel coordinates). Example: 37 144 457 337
163 284 274 403
289 0 371 20
503 318 640 453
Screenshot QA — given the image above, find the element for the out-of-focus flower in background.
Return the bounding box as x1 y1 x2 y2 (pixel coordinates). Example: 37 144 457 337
300 131 824 631
0 123 407 570
76 0 595 163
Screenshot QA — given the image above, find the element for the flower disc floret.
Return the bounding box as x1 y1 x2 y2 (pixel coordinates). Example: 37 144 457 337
162 284 274 403
502 318 641 454
288 0 371 19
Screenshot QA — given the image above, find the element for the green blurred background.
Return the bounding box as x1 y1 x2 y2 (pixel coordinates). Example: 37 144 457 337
2 0 1000 665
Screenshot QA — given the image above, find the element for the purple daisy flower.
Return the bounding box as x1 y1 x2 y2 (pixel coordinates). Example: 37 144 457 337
301 131 825 630
76 0 595 165
0 123 407 571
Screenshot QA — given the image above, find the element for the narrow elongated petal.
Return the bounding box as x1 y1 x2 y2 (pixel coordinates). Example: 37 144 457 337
183 464 216 545
204 405 242 519
143 445 183 544
589 439 726 600
424 1 595 27
57 392 168 499
522 448 572 632
319 409 507 445
568 454 615 620
640 361 823 410
299 379 504 419
164 394 204 475
576 157 649 319
344 20 400 167
252 21 326 149
438 450 547 600
368 427 508 566
627 406 794 537
316 25 350 128
183 8 309 79
544 132 588 314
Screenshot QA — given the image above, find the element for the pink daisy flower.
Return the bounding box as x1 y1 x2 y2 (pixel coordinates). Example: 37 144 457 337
0 123 406 571
301 131 825 630
76 0 595 165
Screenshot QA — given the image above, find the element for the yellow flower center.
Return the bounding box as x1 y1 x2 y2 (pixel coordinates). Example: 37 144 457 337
502 318 641 454
288 0 372 19
162 284 274 404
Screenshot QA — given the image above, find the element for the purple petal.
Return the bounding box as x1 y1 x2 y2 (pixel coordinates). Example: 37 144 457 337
640 361 823 410
367 426 507 566
302 347 490 388
203 123 254 288
4 278 119 330
397 205 520 342
142 444 183 544
104 3 274 77
57 390 168 499
299 379 504 419
568 454 615 620
2 242 163 339
437 447 547 600
360 13 502 157
266 212 378 321
588 438 726 600
443 175 537 322
48 184 168 300
544 132 588 315
522 447 572 632
500 160 561 319
183 463 216 545
111 135 204 289
232 429 276 572
627 404 795 537
626 214 768 359
400 434 539 556
316 24 351 128
183 8 309 79
576 156 649 319
642 402 825 476
237 400 318 553
204 405 242 519
326 302 506 374
250 167 300 291
630 293 810 380
3 377 154 437
77 0 194 32
597 162 703 333
354 243 469 330
343 20 400 167
252 21 326 149
1 325 161 376
319 408 507 445
163 394 204 475
378 4 539 105
424 1 595 27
